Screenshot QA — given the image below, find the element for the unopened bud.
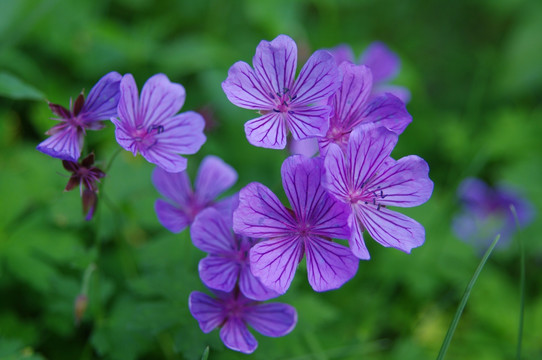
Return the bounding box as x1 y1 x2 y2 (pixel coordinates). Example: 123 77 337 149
74 294 88 326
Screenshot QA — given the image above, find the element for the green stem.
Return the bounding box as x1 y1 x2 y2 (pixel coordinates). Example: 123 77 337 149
510 205 525 360
436 234 500 360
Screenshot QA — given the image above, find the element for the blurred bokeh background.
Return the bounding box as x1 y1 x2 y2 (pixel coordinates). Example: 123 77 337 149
1 0 541 359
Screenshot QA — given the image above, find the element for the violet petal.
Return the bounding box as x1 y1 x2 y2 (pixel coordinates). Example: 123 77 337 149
304 235 359 291
244 302 297 337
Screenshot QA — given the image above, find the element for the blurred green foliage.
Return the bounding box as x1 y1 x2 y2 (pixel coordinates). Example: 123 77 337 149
1 0 541 359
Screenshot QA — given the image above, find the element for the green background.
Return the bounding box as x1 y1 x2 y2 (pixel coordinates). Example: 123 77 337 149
1 0 541 359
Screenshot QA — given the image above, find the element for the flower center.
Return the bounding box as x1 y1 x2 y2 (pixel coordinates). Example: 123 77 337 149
130 124 164 152
350 185 387 211
270 88 297 114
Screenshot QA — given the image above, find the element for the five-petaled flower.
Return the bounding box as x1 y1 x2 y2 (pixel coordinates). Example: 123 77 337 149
37 71 122 162
111 73 206 173
152 155 238 233
234 155 358 294
189 288 297 354
222 34 340 149
318 62 411 156
323 125 433 259
191 207 278 301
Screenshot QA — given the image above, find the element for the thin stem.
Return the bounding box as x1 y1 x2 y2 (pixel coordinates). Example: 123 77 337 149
510 205 525 360
436 234 500 360
105 147 123 173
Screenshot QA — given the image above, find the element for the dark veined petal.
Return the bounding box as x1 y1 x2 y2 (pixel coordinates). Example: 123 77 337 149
140 73 185 127
233 182 296 238
360 41 400 83
357 93 412 134
188 291 226 333
287 105 331 140
195 155 238 205
253 34 297 99
198 256 240 293
357 205 425 253
220 317 258 354
281 155 350 239
291 50 340 106
249 236 303 294
154 199 191 233
152 111 206 165
117 74 140 128
322 143 350 202
81 71 122 122
191 208 236 254
348 211 371 260
152 167 192 208
331 63 373 131
140 144 188 173
239 264 279 301
244 302 297 337
347 125 398 192
110 117 138 156
222 61 275 110
36 125 82 162
304 236 359 291
369 155 433 208
244 112 287 149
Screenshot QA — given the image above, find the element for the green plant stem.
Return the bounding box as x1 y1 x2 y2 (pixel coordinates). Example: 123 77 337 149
436 234 500 360
510 205 525 360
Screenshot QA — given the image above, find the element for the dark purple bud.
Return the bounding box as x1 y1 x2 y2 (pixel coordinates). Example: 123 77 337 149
74 294 88 326
82 189 97 221
73 93 85 116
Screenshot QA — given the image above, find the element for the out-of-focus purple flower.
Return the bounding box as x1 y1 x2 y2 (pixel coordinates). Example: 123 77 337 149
189 288 297 354
234 155 358 294
37 71 122 161
191 207 278 301
222 34 340 149
318 62 411 156
62 153 106 221
453 178 535 249
329 41 410 103
323 125 433 259
152 155 238 233
111 73 206 173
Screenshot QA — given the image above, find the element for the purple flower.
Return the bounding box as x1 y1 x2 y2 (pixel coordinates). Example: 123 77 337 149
111 73 206 173
234 155 358 294
37 71 122 161
152 155 238 233
189 289 297 354
222 34 340 149
330 41 410 103
191 207 278 301
453 178 535 249
318 62 411 156
323 125 433 259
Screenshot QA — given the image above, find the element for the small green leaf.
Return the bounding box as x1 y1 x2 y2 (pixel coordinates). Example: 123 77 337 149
0 71 44 100
201 346 210 360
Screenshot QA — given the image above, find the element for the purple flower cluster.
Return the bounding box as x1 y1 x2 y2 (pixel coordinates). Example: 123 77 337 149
183 34 432 353
37 72 207 219
38 34 434 355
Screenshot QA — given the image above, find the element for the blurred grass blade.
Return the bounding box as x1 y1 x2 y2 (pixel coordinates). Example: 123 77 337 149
0 71 44 100
436 234 500 360
510 205 525 360
201 346 209 360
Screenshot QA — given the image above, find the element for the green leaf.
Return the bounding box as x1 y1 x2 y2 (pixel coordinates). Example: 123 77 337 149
201 346 209 360
0 72 44 100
